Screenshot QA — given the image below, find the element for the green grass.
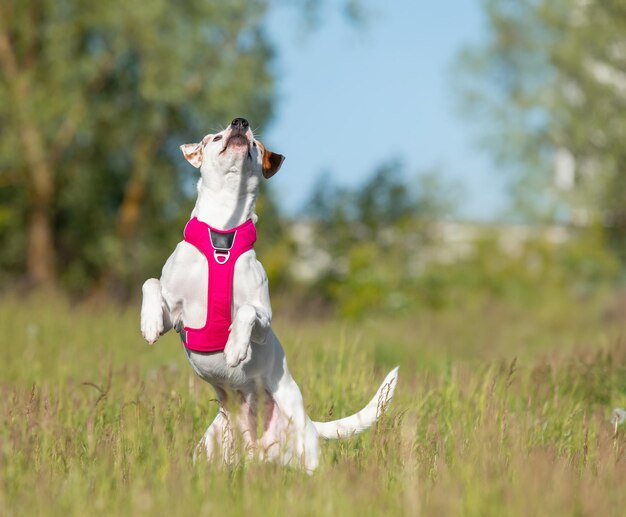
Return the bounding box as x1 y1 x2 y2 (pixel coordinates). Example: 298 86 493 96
1 293 626 516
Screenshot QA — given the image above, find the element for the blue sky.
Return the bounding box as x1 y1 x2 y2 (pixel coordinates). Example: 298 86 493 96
263 0 508 221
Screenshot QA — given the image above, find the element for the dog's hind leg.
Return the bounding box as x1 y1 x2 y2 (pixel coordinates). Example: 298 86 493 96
193 409 236 464
193 410 221 463
259 395 283 462
265 351 320 471
193 387 236 465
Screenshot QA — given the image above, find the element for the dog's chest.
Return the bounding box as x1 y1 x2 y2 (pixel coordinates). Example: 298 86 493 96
174 247 261 325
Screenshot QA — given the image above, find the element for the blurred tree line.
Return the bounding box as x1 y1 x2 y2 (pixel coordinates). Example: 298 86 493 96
0 0 622 316
0 0 277 293
456 0 626 261
0 0 362 295
298 163 619 317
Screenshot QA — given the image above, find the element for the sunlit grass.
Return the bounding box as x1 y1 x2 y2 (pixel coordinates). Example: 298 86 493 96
1 294 626 515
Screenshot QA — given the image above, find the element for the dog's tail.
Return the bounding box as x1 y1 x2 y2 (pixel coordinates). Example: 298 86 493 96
312 367 399 440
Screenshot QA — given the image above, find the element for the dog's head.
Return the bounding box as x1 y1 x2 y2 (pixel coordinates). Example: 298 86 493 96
180 118 285 179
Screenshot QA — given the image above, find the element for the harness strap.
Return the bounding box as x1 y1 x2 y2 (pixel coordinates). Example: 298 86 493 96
181 217 256 352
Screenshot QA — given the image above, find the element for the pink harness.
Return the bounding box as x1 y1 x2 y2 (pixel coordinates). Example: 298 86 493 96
181 217 257 352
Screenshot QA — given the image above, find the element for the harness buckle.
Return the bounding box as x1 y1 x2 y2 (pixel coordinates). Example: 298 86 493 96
214 249 230 264
209 228 236 265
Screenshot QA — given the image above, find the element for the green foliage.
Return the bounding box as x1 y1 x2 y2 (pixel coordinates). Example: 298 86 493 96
302 161 619 317
456 0 626 259
304 162 459 315
424 225 619 306
333 227 619 317
0 0 277 291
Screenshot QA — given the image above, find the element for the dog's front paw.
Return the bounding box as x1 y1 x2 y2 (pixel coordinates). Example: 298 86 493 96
224 329 251 367
141 310 164 344
224 306 255 367
141 278 164 344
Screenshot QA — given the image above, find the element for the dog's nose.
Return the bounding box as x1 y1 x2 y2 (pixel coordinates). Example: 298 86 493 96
231 118 249 130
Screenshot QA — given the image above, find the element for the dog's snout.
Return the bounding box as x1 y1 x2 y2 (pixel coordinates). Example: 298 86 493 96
231 118 249 131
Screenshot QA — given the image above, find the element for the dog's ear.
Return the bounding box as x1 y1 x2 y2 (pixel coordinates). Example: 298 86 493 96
180 135 211 168
257 141 285 179
180 142 203 168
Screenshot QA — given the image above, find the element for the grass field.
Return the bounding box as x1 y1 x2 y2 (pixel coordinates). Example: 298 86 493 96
1 293 626 516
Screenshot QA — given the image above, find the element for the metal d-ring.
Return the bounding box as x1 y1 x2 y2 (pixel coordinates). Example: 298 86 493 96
214 249 230 264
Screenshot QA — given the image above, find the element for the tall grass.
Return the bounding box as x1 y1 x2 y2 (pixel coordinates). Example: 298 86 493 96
1 294 625 515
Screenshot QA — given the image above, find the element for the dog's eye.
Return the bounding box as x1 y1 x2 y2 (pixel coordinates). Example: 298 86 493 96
213 135 223 142
252 142 257 148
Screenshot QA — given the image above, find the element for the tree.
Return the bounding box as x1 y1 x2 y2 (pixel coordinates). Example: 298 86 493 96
457 0 626 260
0 0 275 290
303 162 456 315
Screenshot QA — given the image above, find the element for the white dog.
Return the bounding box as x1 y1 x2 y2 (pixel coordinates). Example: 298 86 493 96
140 118 398 471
